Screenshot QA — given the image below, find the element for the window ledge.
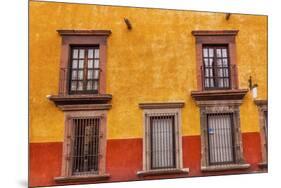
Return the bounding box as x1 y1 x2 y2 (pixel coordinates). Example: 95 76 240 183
258 162 268 168
191 89 248 101
48 94 112 106
201 164 250 172
54 174 110 183
137 168 189 177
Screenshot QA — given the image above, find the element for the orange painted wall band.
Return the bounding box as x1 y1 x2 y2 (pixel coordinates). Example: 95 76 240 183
29 133 263 187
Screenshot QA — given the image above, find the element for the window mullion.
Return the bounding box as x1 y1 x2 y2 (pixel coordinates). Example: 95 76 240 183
213 48 217 88
83 48 88 91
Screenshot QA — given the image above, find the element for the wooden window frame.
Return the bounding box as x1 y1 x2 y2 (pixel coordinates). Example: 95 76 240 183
192 30 239 91
69 46 101 94
197 100 250 172
254 100 268 168
137 102 189 177
202 45 231 90
54 110 109 183
57 30 111 95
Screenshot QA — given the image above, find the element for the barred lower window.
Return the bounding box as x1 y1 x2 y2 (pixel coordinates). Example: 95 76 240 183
207 113 235 165
55 110 109 183
202 45 231 89
71 118 100 175
150 115 176 169
138 103 186 176
69 47 100 94
142 110 182 171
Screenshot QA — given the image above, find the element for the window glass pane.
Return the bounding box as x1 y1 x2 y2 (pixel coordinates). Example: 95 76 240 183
203 48 208 57
71 70 77 80
88 49 94 58
94 49 99 58
224 78 229 87
78 70 83 80
209 68 213 77
79 60 84 68
223 68 228 77
210 79 214 87
94 60 99 68
216 49 221 57
79 49 85 58
87 81 93 90
205 69 209 77
223 59 228 67
88 60 93 68
88 70 93 79
218 78 224 87
93 81 98 90
209 58 213 67
77 81 83 90
94 70 99 79
209 48 214 57
204 58 209 67
72 60 78 69
205 78 209 88
71 81 77 91
73 49 79 58
222 49 227 57
217 59 222 67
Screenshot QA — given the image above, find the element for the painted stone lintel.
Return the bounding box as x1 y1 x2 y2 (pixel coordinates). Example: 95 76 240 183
139 102 185 109
191 30 239 36
57 30 112 36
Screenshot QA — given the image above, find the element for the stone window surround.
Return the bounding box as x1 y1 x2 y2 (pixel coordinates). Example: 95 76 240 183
57 30 111 96
137 102 189 177
254 99 268 168
54 110 110 183
196 100 250 172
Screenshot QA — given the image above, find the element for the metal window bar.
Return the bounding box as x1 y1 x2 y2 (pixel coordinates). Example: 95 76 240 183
202 46 231 90
71 117 100 176
67 47 101 94
207 113 236 165
148 113 176 170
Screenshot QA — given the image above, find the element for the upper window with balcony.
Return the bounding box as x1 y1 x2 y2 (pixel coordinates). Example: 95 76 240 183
192 30 239 91
56 30 111 96
49 30 112 109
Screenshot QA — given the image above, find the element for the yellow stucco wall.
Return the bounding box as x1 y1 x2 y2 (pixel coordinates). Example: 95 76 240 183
29 1 267 143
